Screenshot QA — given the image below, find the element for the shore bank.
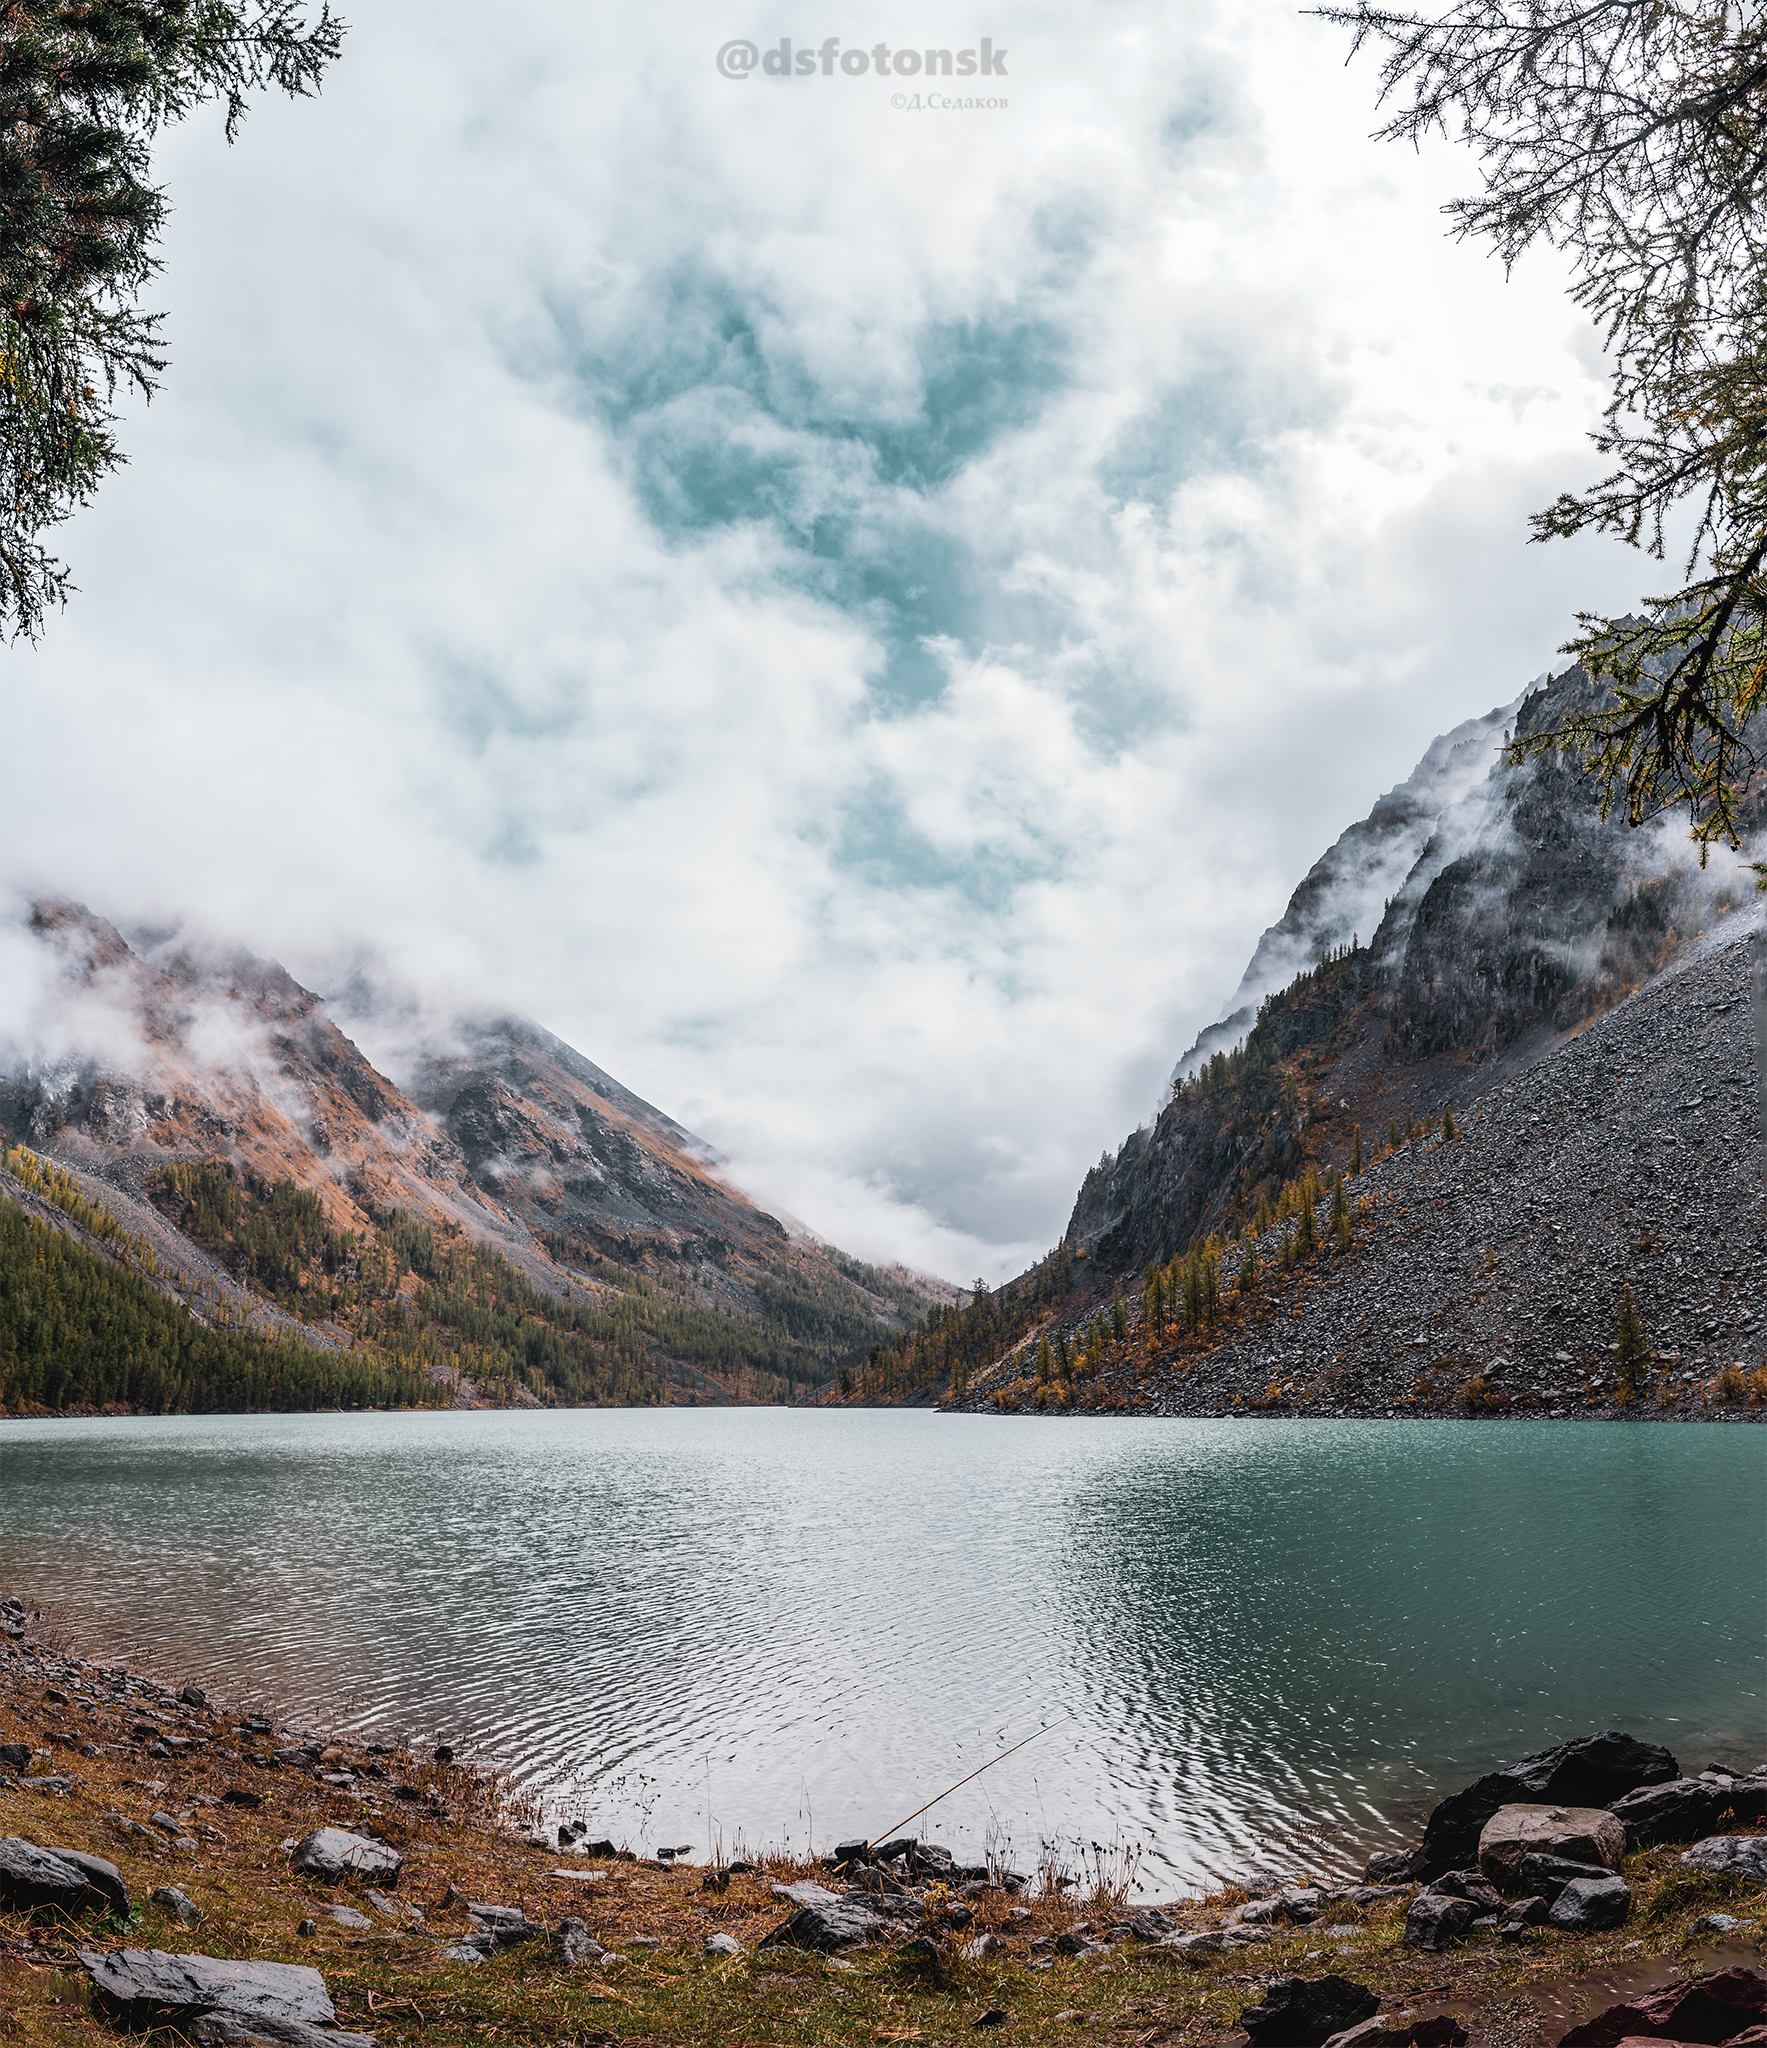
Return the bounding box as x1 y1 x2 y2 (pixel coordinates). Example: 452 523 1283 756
2 1602 1763 2048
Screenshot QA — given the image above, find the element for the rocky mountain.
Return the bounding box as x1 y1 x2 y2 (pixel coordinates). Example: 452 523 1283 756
0 898 943 1405
1175 688 1528 1081
839 659 1763 1418
1064 660 1765 1281
1003 907 1764 1417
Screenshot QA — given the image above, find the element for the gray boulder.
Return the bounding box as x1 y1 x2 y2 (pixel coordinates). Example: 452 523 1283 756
1165 1927 1272 1953
551 1917 606 1966
465 1904 543 1951
79 1950 342 2035
1679 1835 1767 1880
152 1886 204 1928
1516 1853 1613 1902
759 1898 888 1952
1608 1778 1722 1847
1722 1772 1767 1821
188 2019 377 2048
0 1837 128 1917
770 1880 845 1907
1477 1804 1623 1887
1428 1870 1504 1913
1412 1732 1676 1879
1497 1896 1550 1942
288 1830 401 1886
702 1930 744 1957
1547 1874 1631 1930
1404 1892 1476 1952
1240 1975 1380 2046
189 2011 370 2048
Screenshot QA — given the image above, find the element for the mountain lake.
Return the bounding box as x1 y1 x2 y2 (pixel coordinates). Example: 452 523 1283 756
0 1408 1760 1895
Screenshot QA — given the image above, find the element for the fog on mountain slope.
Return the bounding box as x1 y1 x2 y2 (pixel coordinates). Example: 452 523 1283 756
0 899 947 1411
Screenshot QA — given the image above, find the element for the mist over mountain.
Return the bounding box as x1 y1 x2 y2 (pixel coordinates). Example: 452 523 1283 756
1071 660 1764 1278
0 899 950 1410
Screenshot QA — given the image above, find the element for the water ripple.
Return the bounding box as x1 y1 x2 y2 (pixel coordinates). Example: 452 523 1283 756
0 1411 1760 1892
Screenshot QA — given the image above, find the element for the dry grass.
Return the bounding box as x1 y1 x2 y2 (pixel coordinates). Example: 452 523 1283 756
1 1631 1762 2048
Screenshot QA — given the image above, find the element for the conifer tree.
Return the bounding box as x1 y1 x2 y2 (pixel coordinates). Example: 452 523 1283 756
1442 1105 1457 1141
1237 1240 1258 1294
1321 0 1767 865
1036 1337 1053 1385
1350 1125 1363 1176
1 0 346 637
1615 1280 1650 1400
1330 1176 1350 1249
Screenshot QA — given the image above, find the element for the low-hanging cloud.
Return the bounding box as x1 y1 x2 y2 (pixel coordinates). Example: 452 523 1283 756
0 0 1674 1280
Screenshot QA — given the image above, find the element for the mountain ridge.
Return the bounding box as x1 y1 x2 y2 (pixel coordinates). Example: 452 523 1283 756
0 897 950 1410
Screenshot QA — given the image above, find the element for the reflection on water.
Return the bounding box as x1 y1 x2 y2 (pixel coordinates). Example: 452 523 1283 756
0 1410 1759 1893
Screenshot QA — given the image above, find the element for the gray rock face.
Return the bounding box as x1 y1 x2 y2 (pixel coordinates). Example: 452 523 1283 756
1028 900 1766 1427
80 1949 338 2031
1062 658 1763 1271
1240 1975 1381 2047
759 1898 888 1952
288 1830 402 1885
1547 1873 1631 1930
1680 1834 1767 1880
1608 1778 1723 1847
0 1837 128 1917
0 1743 31 1769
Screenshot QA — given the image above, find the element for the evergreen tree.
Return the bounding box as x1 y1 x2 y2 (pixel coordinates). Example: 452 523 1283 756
1 1 345 637
1237 1240 1258 1294
1296 1197 1317 1257
1615 1279 1650 1400
1350 1125 1363 1176
1322 0 1767 865
1330 1176 1350 1249
1442 1105 1457 1141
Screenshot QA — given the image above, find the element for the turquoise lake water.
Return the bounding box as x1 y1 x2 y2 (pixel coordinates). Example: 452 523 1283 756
0 1410 1760 1893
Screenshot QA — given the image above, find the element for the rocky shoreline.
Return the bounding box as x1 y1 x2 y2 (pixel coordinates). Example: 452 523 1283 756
2 1603 1763 2048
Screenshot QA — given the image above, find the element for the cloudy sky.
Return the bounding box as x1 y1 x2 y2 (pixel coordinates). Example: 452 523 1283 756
1 0 1661 1281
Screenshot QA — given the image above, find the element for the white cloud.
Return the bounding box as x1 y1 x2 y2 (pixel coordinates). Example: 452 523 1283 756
0 0 1667 1280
